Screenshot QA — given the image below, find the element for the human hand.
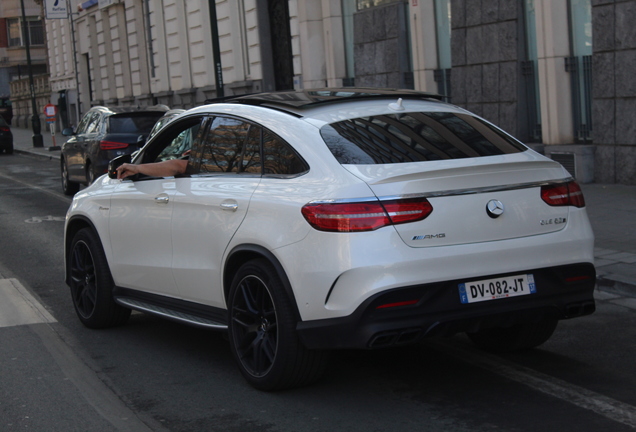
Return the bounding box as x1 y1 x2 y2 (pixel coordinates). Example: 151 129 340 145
116 163 139 179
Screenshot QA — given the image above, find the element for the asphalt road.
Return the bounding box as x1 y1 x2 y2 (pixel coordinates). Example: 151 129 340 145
1 153 635 432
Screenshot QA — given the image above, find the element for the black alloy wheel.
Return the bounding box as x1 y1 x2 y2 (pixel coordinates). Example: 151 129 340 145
228 259 329 391
231 273 278 378
68 228 130 328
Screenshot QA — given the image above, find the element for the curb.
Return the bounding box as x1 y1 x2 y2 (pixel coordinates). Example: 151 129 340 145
14 148 61 161
596 274 636 298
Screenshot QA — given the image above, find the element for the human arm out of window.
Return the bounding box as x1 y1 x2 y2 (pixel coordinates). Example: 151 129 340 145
116 159 188 179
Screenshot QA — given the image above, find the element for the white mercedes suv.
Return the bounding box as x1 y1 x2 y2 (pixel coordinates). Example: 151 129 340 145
64 89 596 390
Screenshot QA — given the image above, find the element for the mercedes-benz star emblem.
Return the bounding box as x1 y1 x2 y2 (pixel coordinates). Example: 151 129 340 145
486 199 505 218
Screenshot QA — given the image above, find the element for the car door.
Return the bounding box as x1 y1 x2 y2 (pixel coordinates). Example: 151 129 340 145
65 111 95 180
170 116 262 308
107 116 207 298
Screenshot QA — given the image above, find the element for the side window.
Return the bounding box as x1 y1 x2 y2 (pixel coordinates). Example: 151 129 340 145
262 130 308 175
155 122 202 162
191 116 256 174
74 111 93 134
84 113 101 134
142 116 205 164
242 126 262 173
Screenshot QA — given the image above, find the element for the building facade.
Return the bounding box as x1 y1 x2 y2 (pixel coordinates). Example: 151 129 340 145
0 0 48 127
38 0 636 184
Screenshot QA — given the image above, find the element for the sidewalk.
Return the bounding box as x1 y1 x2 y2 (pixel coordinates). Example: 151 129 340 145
9 126 636 299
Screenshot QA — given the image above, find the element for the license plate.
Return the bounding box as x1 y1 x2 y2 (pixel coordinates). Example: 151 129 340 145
459 274 536 304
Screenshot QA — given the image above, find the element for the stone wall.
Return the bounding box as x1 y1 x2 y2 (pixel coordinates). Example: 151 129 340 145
353 1 413 89
450 0 524 140
593 0 636 185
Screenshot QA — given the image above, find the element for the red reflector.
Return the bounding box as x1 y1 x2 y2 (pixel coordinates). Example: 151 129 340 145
100 140 129 150
565 275 591 283
541 181 585 208
376 300 419 309
301 198 433 232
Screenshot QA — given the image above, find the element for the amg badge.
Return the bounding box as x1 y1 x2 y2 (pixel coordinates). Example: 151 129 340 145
412 233 446 240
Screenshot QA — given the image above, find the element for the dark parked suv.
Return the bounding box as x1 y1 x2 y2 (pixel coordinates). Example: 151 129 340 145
61 105 168 195
0 116 13 154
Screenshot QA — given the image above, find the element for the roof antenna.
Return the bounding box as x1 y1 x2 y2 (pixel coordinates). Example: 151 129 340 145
389 98 405 111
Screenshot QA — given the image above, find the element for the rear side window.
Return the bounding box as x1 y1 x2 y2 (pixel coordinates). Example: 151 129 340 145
320 112 526 164
109 114 163 134
263 130 307 176
188 115 308 176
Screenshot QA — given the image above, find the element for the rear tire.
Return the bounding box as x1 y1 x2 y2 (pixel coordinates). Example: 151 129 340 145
68 228 130 328
228 259 329 391
61 159 80 195
467 317 558 352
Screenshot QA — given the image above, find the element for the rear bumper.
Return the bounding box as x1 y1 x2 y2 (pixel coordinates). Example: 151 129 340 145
296 263 595 350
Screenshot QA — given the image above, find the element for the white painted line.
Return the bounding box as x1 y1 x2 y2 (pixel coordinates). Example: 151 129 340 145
0 172 72 204
0 278 57 327
432 340 636 429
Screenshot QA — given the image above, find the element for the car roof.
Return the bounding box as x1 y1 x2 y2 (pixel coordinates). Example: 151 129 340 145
204 88 444 117
89 105 170 115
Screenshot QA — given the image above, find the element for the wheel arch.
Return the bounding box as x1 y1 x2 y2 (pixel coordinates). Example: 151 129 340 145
224 244 301 321
64 215 101 286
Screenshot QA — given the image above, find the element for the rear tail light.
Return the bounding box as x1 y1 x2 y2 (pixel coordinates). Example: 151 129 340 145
301 197 433 232
100 140 129 150
541 181 585 208
0 126 9 132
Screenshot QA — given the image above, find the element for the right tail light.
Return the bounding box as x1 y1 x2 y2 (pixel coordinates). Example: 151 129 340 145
541 181 585 208
301 197 433 232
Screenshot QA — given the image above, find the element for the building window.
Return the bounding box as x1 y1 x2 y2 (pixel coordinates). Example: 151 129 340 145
567 0 592 142
434 0 452 101
357 0 400 10
522 0 542 142
6 17 44 47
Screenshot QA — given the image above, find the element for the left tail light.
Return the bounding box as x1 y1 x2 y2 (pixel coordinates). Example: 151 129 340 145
0 126 9 132
301 197 433 232
100 140 129 150
541 181 585 208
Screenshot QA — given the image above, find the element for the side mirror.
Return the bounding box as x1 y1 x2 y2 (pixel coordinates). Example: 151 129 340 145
108 154 131 179
62 127 75 136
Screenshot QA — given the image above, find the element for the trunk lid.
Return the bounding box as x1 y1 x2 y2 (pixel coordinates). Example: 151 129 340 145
343 152 572 247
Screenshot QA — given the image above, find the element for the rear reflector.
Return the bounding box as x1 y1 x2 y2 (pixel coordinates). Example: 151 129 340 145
541 181 585 208
100 140 129 150
301 198 433 232
376 300 419 309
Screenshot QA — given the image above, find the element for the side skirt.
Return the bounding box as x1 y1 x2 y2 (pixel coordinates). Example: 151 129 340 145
113 287 228 330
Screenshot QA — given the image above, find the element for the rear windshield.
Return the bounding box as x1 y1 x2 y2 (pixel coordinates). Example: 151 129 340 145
320 112 526 164
109 114 164 134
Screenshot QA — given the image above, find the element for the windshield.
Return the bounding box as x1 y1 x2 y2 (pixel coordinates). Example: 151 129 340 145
320 112 526 164
109 114 164 134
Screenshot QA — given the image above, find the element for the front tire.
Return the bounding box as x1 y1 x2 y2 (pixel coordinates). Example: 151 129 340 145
61 158 80 195
68 228 130 328
467 317 558 353
228 259 329 391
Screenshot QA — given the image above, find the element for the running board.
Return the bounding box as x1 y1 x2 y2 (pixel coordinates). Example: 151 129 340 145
115 296 228 330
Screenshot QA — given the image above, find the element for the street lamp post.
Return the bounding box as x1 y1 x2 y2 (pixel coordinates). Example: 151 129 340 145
20 0 44 147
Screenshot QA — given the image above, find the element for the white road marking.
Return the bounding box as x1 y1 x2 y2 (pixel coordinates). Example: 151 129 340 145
0 172 72 204
433 340 636 429
0 278 57 327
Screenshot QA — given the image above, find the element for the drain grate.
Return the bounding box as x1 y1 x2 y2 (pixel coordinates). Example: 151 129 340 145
550 152 576 177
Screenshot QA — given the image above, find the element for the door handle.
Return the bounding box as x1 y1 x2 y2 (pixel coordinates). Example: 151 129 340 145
220 202 238 212
155 195 169 204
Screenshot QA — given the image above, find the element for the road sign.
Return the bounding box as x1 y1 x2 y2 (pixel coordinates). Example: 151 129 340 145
44 104 58 119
